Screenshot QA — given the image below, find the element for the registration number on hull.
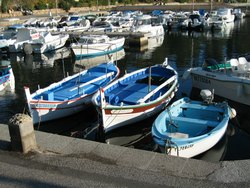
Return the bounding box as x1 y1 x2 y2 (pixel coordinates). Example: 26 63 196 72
193 75 211 84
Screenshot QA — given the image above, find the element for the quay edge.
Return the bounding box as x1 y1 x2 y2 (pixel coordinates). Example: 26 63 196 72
0 120 250 186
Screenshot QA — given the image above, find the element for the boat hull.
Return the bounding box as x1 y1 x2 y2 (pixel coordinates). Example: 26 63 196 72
25 62 119 124
152 97 231 158
28 95 92 124
32 34 69 54
72 37 125 58
92 62 178 133
100 91 176 133
189 69 250 106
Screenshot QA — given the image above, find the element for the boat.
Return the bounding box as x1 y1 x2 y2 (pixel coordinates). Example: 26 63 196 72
204 8 235 30
71 35 125 58
24 61 120 124
182 57 250 106
233 8 246 20
92 58 178 133
130 14 164 37
181 12 204 31
151 89 236 158
0 59 15 91
27 32 69 54
0 24 24 50
8 28 41 53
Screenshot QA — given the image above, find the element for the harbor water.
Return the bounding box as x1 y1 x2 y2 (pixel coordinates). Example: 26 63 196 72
1 17 250 162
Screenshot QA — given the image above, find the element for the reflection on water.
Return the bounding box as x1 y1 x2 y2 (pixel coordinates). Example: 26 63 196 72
74 48 125 72
0 18 250 161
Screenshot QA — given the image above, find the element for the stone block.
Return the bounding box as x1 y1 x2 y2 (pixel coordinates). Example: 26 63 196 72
8 113 37 153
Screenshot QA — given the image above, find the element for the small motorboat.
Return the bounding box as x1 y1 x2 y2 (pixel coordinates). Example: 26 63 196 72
152 89 236 158
71 35 125 59
183 57 250 106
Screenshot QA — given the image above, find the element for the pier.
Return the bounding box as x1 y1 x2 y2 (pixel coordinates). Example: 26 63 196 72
0 114 249 186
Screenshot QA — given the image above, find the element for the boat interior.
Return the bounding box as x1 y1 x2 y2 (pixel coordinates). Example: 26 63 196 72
104 67 175 106
166 102 224 138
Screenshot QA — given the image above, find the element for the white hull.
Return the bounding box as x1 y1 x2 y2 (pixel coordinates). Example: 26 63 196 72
93 63 179 133
27 94 92 124
0 68 15 92
101 100 172 133
32 35 69 53
189 68 250 106
72 37 125 57
132 25 164 38
158 121 227 158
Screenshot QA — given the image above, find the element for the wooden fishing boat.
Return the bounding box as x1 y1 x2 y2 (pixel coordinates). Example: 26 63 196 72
24 61 119 124
152 90 236 158
92 58 178 133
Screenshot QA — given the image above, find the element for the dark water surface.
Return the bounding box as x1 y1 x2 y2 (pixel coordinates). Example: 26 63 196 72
1 17 250 162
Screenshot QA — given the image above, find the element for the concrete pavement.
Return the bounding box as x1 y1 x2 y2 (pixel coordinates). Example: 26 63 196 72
0 123 250 187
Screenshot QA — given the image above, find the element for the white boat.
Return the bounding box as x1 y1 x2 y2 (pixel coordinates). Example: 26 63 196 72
92 58 178 133
0 60 15 92
28 32 69 54
130 15 164 37
181 13 204 31
204 8 235 30
58 19 90 32
183 57 250 106
8 28 41 53
0 24 24 49
152 90 236 158
233 8 246 20
88 21 123 32
24 62 120 124
71 35 125 58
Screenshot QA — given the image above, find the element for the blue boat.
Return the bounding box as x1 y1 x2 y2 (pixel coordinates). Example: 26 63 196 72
92 58 178 133
24 61 119 124
152 90 236 158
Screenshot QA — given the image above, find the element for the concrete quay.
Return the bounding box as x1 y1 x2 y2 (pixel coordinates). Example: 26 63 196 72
0 122 250 187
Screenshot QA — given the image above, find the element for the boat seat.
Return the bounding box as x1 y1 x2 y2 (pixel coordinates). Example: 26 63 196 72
172 116 219 127
180 103 224 113
168 132 189 139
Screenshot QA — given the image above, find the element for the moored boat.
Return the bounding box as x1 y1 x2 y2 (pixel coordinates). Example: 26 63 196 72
183 57 250 106
71 35 125 59
152 90 236 158
24 61 120 124
92 58 178 133
0 60 15 92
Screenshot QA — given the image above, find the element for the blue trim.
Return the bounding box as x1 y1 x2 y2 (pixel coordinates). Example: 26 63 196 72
75 47 123 60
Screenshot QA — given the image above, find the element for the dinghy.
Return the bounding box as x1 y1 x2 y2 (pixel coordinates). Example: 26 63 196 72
152 89 236 158
92 58 178 133
24 61 119 124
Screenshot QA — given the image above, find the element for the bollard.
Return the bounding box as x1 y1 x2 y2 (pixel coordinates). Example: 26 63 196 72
8 113 37 153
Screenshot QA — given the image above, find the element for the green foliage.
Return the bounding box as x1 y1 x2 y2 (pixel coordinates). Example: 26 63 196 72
1 0 9 13
58 0 72 12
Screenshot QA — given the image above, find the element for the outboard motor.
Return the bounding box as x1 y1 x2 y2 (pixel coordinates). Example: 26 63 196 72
200 89 214 104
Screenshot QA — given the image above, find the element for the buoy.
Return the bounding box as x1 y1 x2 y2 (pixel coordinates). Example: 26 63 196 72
229 107 237 119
